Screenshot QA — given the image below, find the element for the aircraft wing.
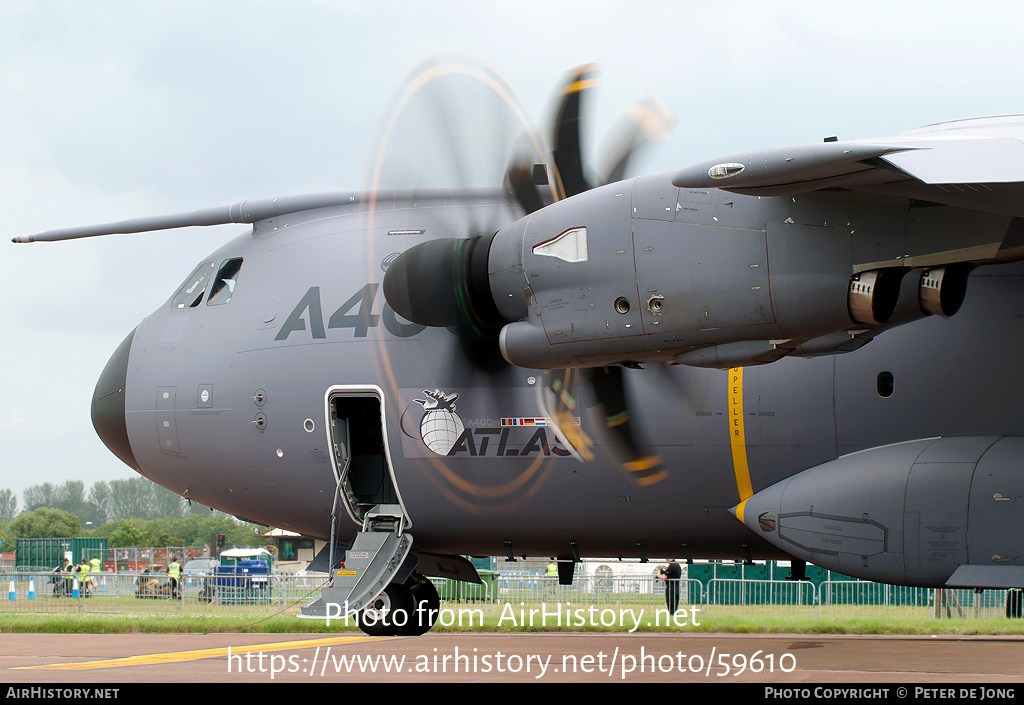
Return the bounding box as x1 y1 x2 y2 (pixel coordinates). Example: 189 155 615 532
672 115 1024 218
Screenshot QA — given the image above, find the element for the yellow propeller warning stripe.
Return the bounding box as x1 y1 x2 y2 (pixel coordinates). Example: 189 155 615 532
728 367 754 523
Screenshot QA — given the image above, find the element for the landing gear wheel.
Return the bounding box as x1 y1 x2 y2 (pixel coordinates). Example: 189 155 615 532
400 576 440 636
357 583 410 637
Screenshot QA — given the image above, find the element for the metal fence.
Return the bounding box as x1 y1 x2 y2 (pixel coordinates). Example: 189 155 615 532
0 569 326 616
15 546 211 574
1 570 1019 623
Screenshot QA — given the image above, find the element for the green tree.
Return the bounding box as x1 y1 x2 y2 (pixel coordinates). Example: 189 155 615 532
0 489 17 522
8 507 81 538
91 510 267 550
92 478 187 521
150 484 188 519
108 519 150 548
87 482 112 522
145 512 266 549
0 520 13 553
91 479 145 520
23 481 103 526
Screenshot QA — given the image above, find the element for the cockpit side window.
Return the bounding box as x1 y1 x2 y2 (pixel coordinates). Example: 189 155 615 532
170 262 215 309
207 258 243 306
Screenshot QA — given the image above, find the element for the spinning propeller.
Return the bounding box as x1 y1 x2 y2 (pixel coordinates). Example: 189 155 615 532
381 62 674 484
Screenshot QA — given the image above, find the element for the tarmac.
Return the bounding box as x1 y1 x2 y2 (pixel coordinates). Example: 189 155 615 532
2 632 1022 685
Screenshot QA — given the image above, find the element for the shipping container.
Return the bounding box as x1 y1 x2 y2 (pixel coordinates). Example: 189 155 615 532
15 538 109 571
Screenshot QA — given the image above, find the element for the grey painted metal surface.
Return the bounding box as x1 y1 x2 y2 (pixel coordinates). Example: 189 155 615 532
16 62 1024 633
79 191 1024 573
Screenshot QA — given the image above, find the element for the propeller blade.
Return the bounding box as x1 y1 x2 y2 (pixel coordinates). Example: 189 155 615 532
550 65 599 199
366 54 527 192
594 93 676 186
537 366 667 486
504 67 674 215
537 369 594 463
584 366 667 486
506 136 548 215
504 64 599 214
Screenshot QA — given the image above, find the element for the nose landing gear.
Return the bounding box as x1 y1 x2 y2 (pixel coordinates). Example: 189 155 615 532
356 573 441 637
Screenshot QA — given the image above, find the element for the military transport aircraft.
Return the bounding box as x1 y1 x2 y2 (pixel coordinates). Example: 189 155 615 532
14 57 1024 636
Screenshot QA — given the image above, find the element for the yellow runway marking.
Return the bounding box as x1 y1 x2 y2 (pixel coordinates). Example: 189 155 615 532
17 635 392 671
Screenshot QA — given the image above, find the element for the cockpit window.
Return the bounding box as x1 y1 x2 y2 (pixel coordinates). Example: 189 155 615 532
170 261 215 309
207 258 243 306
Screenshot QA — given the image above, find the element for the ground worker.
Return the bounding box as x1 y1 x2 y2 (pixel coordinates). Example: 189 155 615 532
168 556 182 599
53 558 73 597
77 559 91 596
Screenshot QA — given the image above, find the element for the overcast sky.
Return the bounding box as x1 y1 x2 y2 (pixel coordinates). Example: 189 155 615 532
4 1 1024 506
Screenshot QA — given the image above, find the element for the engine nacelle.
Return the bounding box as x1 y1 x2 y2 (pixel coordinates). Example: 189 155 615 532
735 437 1024 588
387 178 973 371
489 175 870 369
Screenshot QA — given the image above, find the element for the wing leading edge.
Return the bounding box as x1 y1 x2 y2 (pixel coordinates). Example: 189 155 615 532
673 115 1024 218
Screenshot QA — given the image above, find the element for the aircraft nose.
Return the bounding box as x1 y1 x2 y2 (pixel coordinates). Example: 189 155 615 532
91 328 140 471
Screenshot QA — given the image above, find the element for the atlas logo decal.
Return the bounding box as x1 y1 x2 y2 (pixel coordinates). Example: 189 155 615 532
406 389 573 458
415 389 465 456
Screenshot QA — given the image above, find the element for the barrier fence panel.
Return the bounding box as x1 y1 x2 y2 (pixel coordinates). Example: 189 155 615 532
0 571 333 617
487 575 695 612
703 579 817 619
819 580 930 620
0 572 1021 623
932 588 1009 620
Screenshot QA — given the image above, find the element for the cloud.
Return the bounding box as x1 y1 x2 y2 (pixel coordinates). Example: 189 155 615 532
0 412 25 434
